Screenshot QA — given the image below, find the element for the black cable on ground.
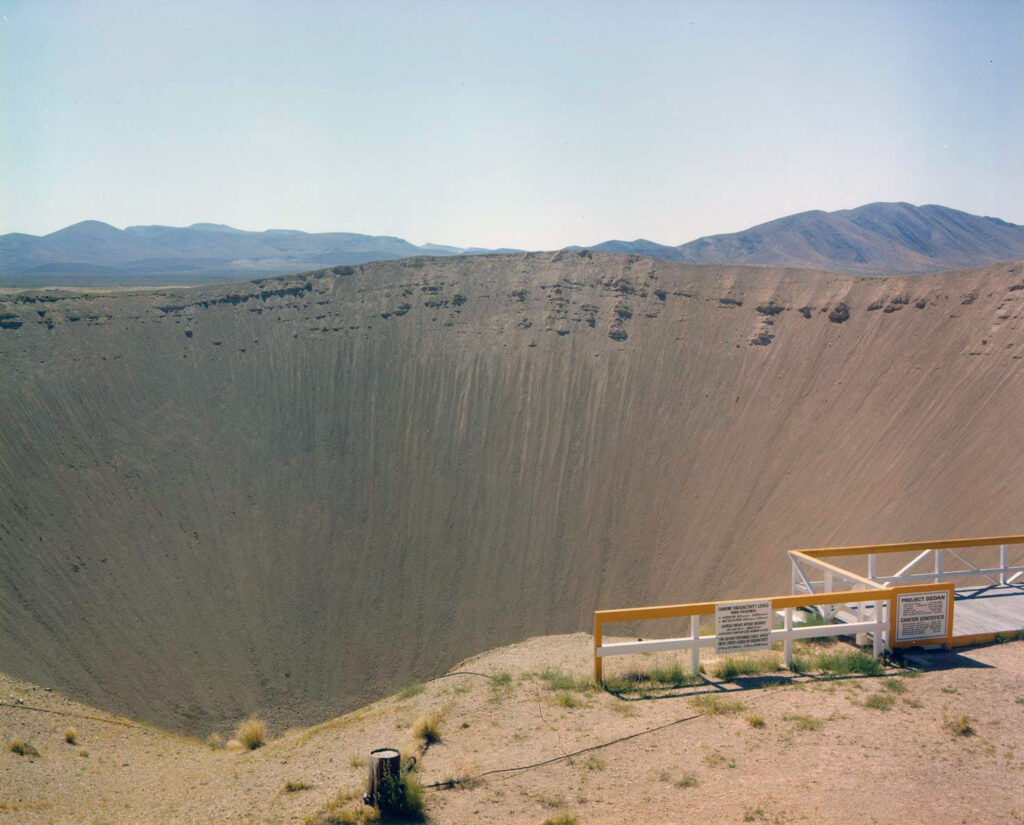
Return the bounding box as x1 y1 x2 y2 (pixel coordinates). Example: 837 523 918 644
422 712 702 789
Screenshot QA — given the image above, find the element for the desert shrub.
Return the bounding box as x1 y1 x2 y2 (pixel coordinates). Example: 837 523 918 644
538 668 591 692
555 691 582 708
64 727 77 745
303 788 380 825
396 683 425 700
9 739 26 755
787 714 823 730
746 714 766 728
675 771 698 788
78 748 89 757
236 717 266 750
411 711 442 745
690 694 745 715
285 780 312 792
649 662 702 687
863 693 895 711
491 671 512 687
601 670 648 692
711 652 780 680
206 733 223 749
703 750 736 768
373 772 424 821
541 812 578 825
795 648 883 676
440 760 483 788
943 715 975 737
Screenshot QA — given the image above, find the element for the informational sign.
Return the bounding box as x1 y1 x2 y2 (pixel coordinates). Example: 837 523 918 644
895 590 949 642
716 599 772 654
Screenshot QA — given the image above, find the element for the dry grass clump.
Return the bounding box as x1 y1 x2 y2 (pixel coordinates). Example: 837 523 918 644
703 750 736 768
602 661 702 693
9 739 40 757
554 691 583 708
411 711 442 746
303 788 380 824
746 714 766 728
690 694 745 715
675 771 698 788
711 652 781 680
943 715 976 737
284 780 312 792
537 668 592 693
791 648 884 676
235 717 266 750
396 682 426 700
786 713 823 731
372 772 425 821
78 748 89 758
440 760 483 788
541 811 578 825
862 693 896 711
63 727 78 745
205 733 223 749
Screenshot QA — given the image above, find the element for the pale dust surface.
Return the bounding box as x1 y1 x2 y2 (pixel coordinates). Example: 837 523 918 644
2 633 1023 824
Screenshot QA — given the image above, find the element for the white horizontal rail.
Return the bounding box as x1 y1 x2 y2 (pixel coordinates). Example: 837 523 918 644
875 566 1024 585
597 604 887 666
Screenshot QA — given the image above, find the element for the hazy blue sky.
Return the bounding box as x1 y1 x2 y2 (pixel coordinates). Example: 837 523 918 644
2 0 1021 248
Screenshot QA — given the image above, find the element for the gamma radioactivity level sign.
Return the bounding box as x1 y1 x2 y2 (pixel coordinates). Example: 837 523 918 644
716 599 772 654
895 590 949 642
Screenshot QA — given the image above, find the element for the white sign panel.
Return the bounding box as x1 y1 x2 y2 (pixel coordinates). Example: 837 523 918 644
716 599 772 654
895 591 949 642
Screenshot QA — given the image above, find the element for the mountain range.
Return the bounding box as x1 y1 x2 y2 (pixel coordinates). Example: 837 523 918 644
589 202 1024 274
2 202 1023 286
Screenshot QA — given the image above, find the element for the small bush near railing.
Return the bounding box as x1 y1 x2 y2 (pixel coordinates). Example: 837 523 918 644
538 668 594 693
711 652 781 680
602 663 703 693
791 648 883 677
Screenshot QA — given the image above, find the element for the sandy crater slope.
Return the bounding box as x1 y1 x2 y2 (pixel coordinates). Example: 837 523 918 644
1 251 1024 736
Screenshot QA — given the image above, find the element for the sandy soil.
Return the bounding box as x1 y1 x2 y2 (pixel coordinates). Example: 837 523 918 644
2 633 1023 824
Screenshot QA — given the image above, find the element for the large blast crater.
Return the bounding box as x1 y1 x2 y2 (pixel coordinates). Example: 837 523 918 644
2 253 1023 736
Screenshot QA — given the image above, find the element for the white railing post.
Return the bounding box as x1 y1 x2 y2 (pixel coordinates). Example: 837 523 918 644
690 615 701 675
934 548 943 584
1000 544 1008 585
784 607 793 667
823 570 834 619
868 553 876 581
872 600 884 657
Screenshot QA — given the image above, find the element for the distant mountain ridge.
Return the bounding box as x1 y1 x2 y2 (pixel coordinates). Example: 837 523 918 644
588 202 1024 275
0 221 519 286
3 203 1023 286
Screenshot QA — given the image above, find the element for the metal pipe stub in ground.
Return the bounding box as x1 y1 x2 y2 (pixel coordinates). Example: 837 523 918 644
365 747 402 805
